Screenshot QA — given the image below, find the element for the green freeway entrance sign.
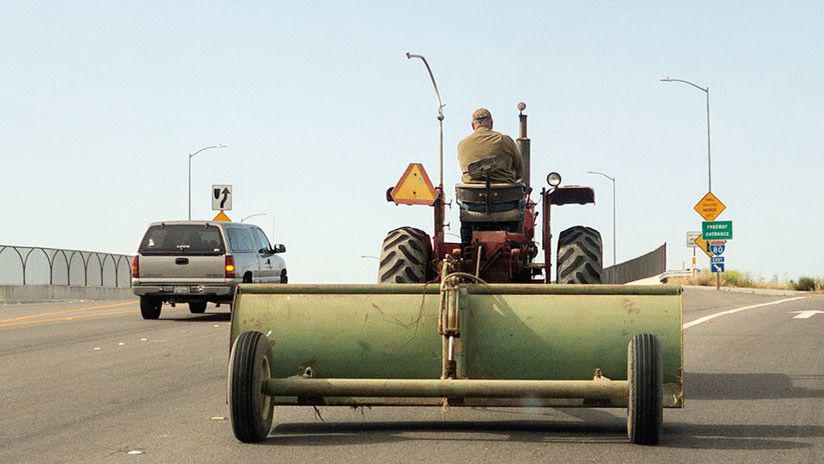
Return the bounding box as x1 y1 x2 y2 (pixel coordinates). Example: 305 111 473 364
702 221 733 240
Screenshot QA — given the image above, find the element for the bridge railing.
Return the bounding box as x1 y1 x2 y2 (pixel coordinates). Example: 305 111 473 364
603 243 667 285
0 245 132 288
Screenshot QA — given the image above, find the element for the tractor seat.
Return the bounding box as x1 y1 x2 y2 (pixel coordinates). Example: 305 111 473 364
455 182 526 223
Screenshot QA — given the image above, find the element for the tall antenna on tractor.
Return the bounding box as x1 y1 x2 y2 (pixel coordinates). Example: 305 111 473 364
405 52 445 189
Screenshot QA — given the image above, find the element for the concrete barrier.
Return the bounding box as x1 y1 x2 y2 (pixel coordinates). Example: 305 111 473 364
0 285 134 303
603 244 667 285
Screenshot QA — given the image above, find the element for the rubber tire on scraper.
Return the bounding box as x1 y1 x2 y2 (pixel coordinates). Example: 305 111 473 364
627 332 663 445
229 331 274 443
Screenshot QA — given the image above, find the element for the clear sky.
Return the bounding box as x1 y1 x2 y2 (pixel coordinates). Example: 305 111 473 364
2 1 822 283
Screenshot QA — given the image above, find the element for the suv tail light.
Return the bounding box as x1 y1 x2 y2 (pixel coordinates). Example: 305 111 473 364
130 256 139 278
225 256 236 278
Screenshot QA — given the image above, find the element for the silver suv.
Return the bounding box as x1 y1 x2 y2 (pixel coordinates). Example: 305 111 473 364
131 221 286 319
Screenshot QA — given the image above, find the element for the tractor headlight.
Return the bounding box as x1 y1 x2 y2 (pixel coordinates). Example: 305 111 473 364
547 172 562 187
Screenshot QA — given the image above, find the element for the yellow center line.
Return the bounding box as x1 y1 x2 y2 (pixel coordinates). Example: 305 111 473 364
0 308 139 329
0 301 137 324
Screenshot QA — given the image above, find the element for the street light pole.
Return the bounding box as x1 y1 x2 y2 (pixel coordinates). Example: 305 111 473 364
661 77 721 289
587 171 617 266
187 144 227 220
240 212 267 223
660 77 712 192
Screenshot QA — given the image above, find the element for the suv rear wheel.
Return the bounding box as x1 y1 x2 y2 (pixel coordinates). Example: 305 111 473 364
140 297 162 320
189 301 207 314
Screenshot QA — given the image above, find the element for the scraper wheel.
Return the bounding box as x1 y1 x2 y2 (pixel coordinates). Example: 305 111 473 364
627 333 663 445
229 331 274 443
378 227 432 283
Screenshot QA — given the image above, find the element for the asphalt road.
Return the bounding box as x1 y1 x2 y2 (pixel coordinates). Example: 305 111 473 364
1 288 821 463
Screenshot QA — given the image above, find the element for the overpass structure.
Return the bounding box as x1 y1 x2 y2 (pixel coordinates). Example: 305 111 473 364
1 242 669 302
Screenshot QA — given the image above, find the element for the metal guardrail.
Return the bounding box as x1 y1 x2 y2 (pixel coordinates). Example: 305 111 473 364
0 245 132 288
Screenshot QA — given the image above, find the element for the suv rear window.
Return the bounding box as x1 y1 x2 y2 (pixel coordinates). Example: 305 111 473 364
139 225 225 255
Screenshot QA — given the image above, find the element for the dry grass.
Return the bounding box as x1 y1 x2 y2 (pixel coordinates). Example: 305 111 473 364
668 270 799 290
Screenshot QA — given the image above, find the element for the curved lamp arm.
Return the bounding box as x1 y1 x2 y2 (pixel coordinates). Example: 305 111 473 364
406 52 445 120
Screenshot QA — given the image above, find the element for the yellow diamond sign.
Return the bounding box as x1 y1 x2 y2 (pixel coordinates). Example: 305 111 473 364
693 233 712 257
213 211 232 222
390 163 438 206
694 191 726 222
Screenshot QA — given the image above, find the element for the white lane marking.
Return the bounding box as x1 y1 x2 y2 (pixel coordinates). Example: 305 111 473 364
791 310 824 319
682 296 807 330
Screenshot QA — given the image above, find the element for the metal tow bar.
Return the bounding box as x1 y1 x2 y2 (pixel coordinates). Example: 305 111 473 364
437 258 488 407
438 274 460 380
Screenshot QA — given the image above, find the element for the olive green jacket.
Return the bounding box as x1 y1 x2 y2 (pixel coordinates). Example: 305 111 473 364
457 127 523 183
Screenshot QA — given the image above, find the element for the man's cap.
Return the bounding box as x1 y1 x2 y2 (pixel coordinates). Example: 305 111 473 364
472 108 492 122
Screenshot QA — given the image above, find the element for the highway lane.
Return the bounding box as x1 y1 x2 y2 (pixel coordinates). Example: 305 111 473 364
0 288 822 463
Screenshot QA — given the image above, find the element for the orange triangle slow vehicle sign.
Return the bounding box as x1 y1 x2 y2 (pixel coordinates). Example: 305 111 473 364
213 211 232 222
390 163 438 206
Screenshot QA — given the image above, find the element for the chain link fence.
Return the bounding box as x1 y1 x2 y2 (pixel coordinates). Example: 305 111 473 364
0 245 132 288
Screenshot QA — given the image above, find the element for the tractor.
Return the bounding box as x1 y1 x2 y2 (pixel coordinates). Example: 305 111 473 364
227 103 683 446
378 102 603 287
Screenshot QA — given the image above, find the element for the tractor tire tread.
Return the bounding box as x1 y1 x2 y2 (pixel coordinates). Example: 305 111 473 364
556 226 603 284
378 227 432 283
557 226 599 248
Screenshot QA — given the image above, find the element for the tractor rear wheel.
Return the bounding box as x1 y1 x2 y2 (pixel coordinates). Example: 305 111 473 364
556 226 603 284
627 333 663 445
378 227 432 283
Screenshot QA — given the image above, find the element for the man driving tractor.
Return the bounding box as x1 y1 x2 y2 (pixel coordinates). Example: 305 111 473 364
457 107 525 244
457 107 523 183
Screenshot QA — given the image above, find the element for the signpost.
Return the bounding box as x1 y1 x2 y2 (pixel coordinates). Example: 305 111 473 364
693 191 731 289
687 231 701 275
702 221 733 240
212 185 233 211
687 231 700 248
694 192 726 222
693 234 712 257
213 211 232 222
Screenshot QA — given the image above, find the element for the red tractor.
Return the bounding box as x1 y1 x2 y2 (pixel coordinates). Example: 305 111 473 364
380 103 604 285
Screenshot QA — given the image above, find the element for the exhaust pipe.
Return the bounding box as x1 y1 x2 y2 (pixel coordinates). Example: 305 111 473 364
516 102 530 189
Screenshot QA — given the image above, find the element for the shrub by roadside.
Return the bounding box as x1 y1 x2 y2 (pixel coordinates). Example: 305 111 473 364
668 270 812 291
789 276 824 291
